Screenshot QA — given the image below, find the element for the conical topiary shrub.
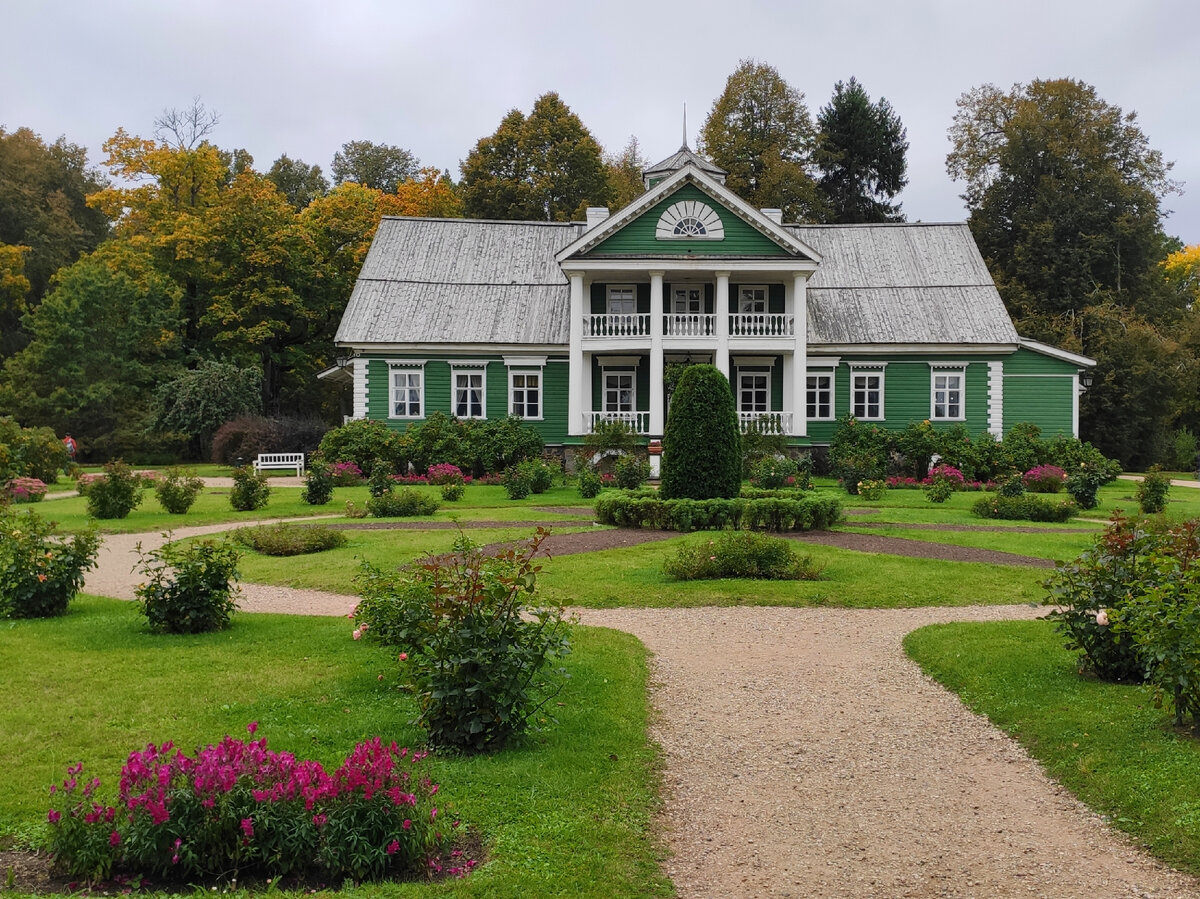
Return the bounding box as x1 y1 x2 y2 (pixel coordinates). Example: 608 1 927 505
660 364 742 499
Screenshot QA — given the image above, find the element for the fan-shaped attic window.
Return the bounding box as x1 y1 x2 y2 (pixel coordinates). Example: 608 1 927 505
656 200 724 240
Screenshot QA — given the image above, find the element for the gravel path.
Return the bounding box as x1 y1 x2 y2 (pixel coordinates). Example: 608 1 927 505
82 525 1200 897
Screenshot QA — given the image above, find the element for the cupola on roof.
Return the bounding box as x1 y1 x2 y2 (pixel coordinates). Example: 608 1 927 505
642 143 727 188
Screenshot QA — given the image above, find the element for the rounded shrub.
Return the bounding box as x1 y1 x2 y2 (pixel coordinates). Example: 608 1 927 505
441 480 466 501
503 465 532 499
750 455 797 489
578 467 603 499
234 523 347 556
366 487 439 517
663 531 824 581
1 508 100 618
317 418 408 477
154 467 204 514
301 457 336 505
660 364 741 500
135 539 241 634
971 493 1077 522
1136 466 1171 514
614 454 650 490
86 460 145 519
229 465 270 511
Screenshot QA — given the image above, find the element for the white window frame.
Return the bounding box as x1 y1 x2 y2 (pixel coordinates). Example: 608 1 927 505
737 369 770 414
806 370 835 421
930 363 967 421
451 362 488 420
602 370 636 414
508 370 542 420
739 285 768 314
606 284 636 315
849 363 887 421
388 361 426 420
671 284 704 314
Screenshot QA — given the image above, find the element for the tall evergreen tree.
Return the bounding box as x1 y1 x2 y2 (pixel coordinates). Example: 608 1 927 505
699 60 823 223
603 135 648 210
660 365 742 500
461 93 610 221
814 78 908 223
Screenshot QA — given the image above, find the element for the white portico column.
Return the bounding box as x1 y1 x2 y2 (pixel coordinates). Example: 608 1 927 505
568 272 585 436
791 272 808 437
715 271 731 377
649 271 665 436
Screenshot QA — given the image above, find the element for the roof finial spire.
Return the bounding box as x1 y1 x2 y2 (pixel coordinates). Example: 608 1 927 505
681 102 688 150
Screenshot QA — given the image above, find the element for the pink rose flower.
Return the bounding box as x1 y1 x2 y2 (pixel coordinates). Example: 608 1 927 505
1095 609 1109 627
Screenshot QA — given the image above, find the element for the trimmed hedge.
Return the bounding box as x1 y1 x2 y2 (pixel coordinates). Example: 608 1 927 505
660 365 741 500
594 492 842 532
971 493 1078 522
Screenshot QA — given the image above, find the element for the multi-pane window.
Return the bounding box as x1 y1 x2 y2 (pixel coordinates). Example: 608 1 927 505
604 372 634 412
510 371 540 419
851 371 884 420
932 370 964 420
739 286 767 313
739 371 768 413
806 372 833 420
672 285 703 313
390 369 423 418
453 370 485 419
607 286 635 315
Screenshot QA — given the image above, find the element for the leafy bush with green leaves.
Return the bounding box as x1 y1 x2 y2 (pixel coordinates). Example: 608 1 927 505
1 508 100 618
317 418 408 477
924 463 965 504
614 454 649 490
367 487 439 517
135 539 241 634
0 417 68 483
740 422 789 479
858 479 888 501
47 732 452 883
750 455 797 489
229 465 270 511
1000 421 1044 474
519 459 555 494
660 364 742 500
593 492 842 532
580 418 640 462
995 471 1027 497
154 467 204 514
464 415 545 476
353 529 571 753
971 493 1077 522
1171 426 1198 472
829 415 888 494
894 419 940 479
1136 466 1171 514
578 467 603 499
301 457 335 505
1022 464 1067 493
441 480 465 501
1117 520 1200 726
1065 462 1109 510
367 462 395 498
86 460 145 519
234 523 348 556
663 531 824 581
502 465 532 499
1042 512 1154 683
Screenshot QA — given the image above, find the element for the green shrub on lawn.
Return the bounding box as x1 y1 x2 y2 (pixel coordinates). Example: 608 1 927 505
614 454 650 489
503 464 532 499
301 456 335 505
367 487 439 517
353 529 571 753
660 364 741 500
135 539 241 634
229 465 270 511
594 492 842 532
971 493 1077 522
440 480 465 501
749 455 797 489
578 467 603 499
1136 466 1171 514
663 531 824 581
234 523 347 556
154 467 204 514
0 508 100 618
86 460 145 519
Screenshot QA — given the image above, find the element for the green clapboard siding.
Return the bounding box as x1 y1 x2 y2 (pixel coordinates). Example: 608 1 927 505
1003 347 1077 436
587 184 789 256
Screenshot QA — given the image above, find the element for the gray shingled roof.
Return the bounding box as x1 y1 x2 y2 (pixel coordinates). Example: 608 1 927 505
642 146 727 180
790 223 1020 345
335 218 583 345
336 217 1018 348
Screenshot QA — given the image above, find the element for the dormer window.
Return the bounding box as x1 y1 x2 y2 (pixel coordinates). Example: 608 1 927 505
655 200 724 240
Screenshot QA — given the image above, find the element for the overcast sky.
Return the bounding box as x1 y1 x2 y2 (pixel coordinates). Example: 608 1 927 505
7 0 1198 243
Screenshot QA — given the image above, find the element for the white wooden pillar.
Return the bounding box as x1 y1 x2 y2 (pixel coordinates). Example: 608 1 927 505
715 271 731 377
649 271 665 436
791 272 808 437
568 272 585 436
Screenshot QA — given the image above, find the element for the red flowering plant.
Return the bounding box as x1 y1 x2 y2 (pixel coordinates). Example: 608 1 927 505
47 726 463 884
5 477 48 503
1023 464 1068 494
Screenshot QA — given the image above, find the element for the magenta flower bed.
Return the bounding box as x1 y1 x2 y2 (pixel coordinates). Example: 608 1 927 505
5 477 48 503
48 727 472 884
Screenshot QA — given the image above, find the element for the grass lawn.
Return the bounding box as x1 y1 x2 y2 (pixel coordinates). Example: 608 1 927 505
905 619 1200 877
0 597 671 898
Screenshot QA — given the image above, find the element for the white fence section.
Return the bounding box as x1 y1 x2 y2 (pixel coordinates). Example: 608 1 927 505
729 313 794 337
587 411 651 435
584 314 650 338
663 314 716 337
738 412 793 435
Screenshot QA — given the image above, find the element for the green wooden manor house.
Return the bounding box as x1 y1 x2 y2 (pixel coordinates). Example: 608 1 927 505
329 144 1093 450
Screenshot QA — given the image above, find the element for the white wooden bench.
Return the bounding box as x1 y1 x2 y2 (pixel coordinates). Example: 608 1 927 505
253 453 305 476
